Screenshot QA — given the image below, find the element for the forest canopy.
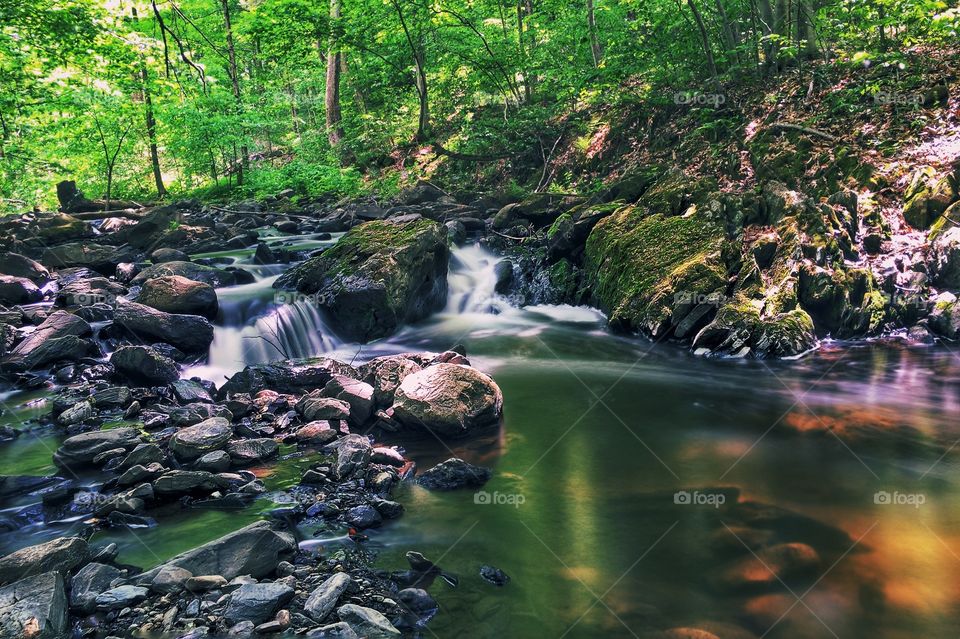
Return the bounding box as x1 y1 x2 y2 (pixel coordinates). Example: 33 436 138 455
1 0 957 209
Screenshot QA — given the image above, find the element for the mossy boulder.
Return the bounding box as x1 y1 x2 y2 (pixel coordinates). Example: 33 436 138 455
928 293 960 339
274 218 448 342
492 193 584 231
928 227 960 289
583 208 729 338
692 297 817 358
798 265 887 337
546 202 622 260
903 167 956 230
29 213 93 245
131 261 252 288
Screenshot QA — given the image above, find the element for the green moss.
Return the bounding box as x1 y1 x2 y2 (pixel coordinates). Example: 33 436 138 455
584 209 728 332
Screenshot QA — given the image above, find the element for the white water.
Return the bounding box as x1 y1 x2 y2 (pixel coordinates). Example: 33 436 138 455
445 243 512 314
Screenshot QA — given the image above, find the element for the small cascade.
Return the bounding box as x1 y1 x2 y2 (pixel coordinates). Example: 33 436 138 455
446 244 512 314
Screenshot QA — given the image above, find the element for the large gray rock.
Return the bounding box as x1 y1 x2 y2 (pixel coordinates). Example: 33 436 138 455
296 395 351 422
0 252 49 283
137 521 297 582
0 572 67 639
0 276 42 305
131 260 248 288
40 242 139 274
323 375 374 424
415 458 492 491
70 562 124 612
95 585 148 611
359 355 423 406
274 218 448 342
224 582 294 625
304 572 352 622
0 537 89 586
336 604 401 638
113 298 214 352
226 438 279 464
333 435 371 479
1 311 93 371
137 275 218 319
53 428 142 468
168 417 233 461
392 364 503 437
110 345 179 384
153 470 228 496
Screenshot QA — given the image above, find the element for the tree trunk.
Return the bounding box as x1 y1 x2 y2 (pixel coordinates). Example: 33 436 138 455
587 0 602 68
390 0 429 141
325 0 345 147
221 0 247 186
687 0 718 81
133 7 166 197
713 0 740 65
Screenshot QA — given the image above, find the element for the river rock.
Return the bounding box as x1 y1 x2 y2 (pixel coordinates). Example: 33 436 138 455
92 385 132 408
359 355 423 406
336 604 401 638
0 276 42 305
1 310 92 371
0 252 50 283
323 375 375 423
138 521 297 582
220 357 360 395
137 275 219 319
111 345 180 384
169 417 234 460
171 379 213 404
0 537 89 586
70 562 124 612
118 443 165 470
196 450 232 472
479 565 510 586
274 218 448 342
149 565 193 594
392 364 503 437
153 470 228 496
113 299 214 352
53 428 142 467
306 622 359 639
333 434 371 479
296 394 351 421
294 421 338 444
150 248 190 263
0 571 67 639
718 542 820 590
95 585 148 611
416 458 492 491
57 400 93 426
344 505 382 529
40 242 138 274
131 260 249 288
304 572 352 622
224 582 295 625
227 438 279 464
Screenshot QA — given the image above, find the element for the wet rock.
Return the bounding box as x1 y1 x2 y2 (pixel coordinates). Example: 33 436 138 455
359 355 423 406
113 299 214 352
196 450 232 472
306 622 359 639
479 565 510 586
153 470 228 496
336 604 401 638
1 311 93 371
53 428 142 467
929 293 960 339
224 583 295 625
0 537 89 586
186 574 227 592
416 458 492 491
296 395 351 422
150 248 190 264
0 276 42 305
117 462 165 487
227 438 279 464
118 443 165 470
220 357 359 396
111 345 180 384
168 417 233 461
294 421 338 445
344 505 382 529
304 572 352 622
131 260 250 288
333 434 371 479
372 498 403 519
40 242 138 274
95 585 148 610
370 447 404 466
929 227 960 289
323 375 375 424
92 386 132 408
171 379 214 404
0 252 50 283
0 571 67 639
274 219 448 342
138 521 296 582
397 587 437 615
57 400 93 426
392 364 503 437
149 565 193 594
166 402 233 427
70 562 124 612
137 275 219 319
903 166 955 230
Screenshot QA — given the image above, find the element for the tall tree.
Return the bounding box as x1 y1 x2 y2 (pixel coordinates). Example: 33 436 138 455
220 0 247 185
325 0 345 148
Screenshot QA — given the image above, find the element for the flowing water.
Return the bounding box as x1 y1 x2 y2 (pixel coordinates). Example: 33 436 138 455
3 236 960 638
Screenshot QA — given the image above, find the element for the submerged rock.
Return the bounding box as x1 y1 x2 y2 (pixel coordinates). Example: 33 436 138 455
274 218 448 342
111 345 180 384
416 458 492 491
53 428 142 467
392 364 503 437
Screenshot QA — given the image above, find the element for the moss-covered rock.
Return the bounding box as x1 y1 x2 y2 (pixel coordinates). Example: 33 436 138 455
928 227 960 289
492 193 584 230
928 293 960 339
546 202 622 260
903 167 956 230
798 264 887 337
692 298 817 358
583 208 729 338
274 218 448 342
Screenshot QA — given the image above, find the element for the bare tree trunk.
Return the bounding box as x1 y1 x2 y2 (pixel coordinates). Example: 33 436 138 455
221 0 247 186
587 0 602 68
517 0 531 101
132 8 166 198
713 0 740 65
325 0 345 147
687 0 719 81
390 0 429 141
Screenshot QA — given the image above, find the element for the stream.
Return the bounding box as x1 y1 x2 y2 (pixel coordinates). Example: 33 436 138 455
2 231 960 638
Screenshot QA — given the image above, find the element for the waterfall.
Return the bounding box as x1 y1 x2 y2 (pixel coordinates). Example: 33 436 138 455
446 244 512 314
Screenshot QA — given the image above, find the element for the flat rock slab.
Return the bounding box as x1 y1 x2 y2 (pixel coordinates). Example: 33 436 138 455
0 571 67 639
